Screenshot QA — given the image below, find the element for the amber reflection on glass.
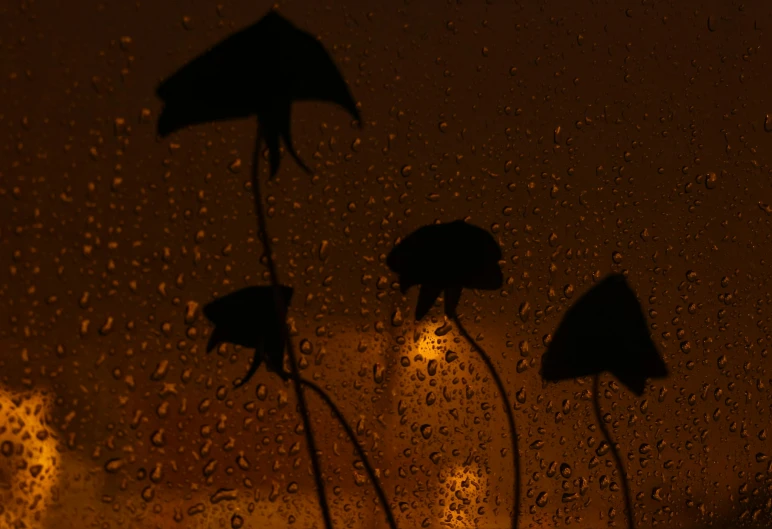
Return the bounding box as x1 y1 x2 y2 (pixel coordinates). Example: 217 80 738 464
3 0 772 528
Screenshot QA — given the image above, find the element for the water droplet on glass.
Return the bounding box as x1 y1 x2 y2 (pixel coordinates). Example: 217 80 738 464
141 486 155 502
391 308 404 327
104 458 124 473
318 240 330 261
536 491 548 507
562 492 578 503
518 301 531 322
420 424 433 439
652 486 664 501
427 359 438 376
373 363 385 384
150 429 166 447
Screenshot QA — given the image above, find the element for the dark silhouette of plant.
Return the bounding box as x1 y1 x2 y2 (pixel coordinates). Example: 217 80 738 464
387 220 504 321
387 219 521 529
540 273 669 529
156 10 361 178
202 286 397 529
156 10 363 529
297 378 397 529
204 285 293 385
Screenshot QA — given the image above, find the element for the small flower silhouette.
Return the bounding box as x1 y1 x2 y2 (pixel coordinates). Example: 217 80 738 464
203 285 397 528
387 220 521 529
387 220 504 320
156 9 360 178
540 273 667 395
540 273 668 529
203 285 293 386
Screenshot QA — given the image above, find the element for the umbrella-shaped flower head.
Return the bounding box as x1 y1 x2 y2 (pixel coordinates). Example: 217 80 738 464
540 273 667 396
387 220 504 320
156 10 361 177
203 285 294 385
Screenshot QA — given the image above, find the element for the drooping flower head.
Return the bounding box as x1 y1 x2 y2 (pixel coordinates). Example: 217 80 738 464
203 285 293 385
387 220 503 320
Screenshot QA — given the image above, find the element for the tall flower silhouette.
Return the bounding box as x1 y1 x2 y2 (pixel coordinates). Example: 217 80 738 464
202 286 397 529
540 273 668 529
156 10 363 529
387 220 521 529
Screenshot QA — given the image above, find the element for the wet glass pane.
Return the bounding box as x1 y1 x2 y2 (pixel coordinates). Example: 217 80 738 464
2 2 772 529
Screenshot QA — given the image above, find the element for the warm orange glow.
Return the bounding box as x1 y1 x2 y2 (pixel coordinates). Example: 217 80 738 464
414 318 454 361
0 386 61 528
4 0 772 527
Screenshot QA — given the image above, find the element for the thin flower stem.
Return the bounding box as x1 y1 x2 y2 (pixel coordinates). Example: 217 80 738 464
592 375 635 529
450 315 520 529
300 378 398 529
250 133 334 529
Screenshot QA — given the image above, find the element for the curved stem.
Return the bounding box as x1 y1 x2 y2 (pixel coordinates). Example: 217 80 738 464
450 315 520 529
250 134 334 529
592 375 635 529
300 377 398 529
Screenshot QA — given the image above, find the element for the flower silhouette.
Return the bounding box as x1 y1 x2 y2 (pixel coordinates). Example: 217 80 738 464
203 287 396 528
540 273 668 529
156 9 360 178
387 220 521 529
156 11 365 529
203 286 293 385
540 273 668 395
387 220 504 320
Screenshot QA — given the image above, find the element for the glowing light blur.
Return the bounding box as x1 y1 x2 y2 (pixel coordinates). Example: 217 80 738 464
0 386 60 528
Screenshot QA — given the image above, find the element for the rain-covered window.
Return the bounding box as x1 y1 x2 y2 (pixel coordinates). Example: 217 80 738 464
2 2 771 529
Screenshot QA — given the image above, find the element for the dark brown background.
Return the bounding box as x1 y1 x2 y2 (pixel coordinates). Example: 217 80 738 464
2 0 772 528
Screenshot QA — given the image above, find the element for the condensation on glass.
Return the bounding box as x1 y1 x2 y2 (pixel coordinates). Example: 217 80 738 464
1 1 771 528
